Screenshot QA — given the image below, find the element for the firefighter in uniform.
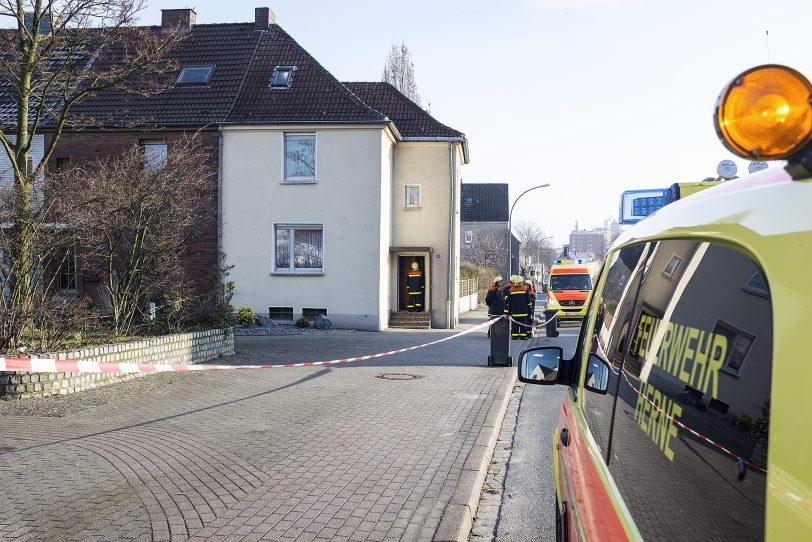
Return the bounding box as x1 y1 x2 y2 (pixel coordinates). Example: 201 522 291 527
505 275 531 340
406 262 425 312
485 275 505 337
525 278 536 337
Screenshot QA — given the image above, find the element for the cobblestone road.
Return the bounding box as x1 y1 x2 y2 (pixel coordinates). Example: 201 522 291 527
0 311 526 542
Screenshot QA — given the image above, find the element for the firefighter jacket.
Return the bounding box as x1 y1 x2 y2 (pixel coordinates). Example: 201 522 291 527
526 285 536 315
485 285 506 316
406 269 424 295
505 284 531 317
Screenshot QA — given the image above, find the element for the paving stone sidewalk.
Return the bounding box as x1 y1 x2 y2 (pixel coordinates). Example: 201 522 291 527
0 310 528 542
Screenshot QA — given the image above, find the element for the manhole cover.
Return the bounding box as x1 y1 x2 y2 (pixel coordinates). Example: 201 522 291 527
376 373 423 381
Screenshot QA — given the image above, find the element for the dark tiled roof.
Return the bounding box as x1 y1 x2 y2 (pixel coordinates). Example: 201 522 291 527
1 22 387 128
461 183 509 222
344 82 464 139
228 26 386 124
66 23 261 126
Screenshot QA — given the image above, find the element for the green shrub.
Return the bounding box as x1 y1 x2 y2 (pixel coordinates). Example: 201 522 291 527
295 316 310 328
460 263 479 279
736 413 753 432
237 307 256 327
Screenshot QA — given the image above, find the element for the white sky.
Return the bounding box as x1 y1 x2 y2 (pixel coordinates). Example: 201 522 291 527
20 1 812 244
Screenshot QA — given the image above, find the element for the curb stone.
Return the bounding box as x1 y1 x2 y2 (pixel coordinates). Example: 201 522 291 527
433 366 517 541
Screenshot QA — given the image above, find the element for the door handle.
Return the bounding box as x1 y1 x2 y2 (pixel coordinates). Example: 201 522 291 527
560 427 570 447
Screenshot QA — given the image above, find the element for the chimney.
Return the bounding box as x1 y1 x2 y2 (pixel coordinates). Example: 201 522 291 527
254 7 276 30
161 8 197 30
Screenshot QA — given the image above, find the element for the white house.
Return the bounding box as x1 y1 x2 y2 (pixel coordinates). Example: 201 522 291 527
221 11 468 330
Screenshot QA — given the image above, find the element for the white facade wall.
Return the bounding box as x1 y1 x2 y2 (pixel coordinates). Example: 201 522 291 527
391 142 463 328
222 125 390 331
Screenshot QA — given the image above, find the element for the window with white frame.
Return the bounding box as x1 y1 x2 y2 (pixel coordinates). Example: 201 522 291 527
284 134 316 181
404 185 421 208
142 142 167 171
58 248 81 294
464 230 473 244
274 225 323 273
713 320 755 377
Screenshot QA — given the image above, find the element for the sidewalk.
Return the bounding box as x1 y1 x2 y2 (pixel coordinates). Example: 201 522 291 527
0 309 528 542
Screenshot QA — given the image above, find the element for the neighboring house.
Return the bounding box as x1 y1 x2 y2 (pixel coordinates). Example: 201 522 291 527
460 183 519 278
0 6 469 330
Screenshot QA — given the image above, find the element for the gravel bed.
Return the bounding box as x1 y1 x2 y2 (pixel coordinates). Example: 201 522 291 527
233 324 327 336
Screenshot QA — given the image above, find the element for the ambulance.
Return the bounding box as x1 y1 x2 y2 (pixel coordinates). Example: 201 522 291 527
546 259 594 322
518 64 812 541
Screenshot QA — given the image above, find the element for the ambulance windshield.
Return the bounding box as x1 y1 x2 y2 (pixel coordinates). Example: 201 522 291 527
550 274 592 291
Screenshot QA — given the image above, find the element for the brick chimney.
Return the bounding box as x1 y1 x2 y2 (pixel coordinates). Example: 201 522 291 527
254 7 276 30
161 8 197 30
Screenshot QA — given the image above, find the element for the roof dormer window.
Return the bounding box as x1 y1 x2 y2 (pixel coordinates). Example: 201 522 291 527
176 65 214 86
269 65 297 89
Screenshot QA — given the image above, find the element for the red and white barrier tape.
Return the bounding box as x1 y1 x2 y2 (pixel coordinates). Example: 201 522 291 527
621 372 767 474
506 314 556 329
0 317 503 374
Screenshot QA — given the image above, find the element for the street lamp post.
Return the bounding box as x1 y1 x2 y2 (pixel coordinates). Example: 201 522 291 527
508 183 550 278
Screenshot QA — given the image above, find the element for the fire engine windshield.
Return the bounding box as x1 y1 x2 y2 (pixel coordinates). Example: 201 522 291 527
550 274 592 291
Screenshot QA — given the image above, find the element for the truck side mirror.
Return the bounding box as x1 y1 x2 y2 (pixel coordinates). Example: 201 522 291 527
584 354 610 394
518 347 563 385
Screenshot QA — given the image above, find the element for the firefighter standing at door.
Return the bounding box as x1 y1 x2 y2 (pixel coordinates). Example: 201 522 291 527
406 262 425 312
505 275 532 339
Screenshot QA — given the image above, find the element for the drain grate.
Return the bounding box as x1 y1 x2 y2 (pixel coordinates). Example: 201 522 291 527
376 373 423 381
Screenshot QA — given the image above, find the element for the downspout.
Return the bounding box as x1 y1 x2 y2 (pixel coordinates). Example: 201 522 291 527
446 141 456 329
217 125 224 282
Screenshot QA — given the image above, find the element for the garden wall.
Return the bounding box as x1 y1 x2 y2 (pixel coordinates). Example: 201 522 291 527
0 328 234 399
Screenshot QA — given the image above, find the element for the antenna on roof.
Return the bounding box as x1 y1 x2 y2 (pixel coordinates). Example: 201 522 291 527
766 30 770 64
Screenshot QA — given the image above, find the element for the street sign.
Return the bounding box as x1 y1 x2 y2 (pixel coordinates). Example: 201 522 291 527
748 161 768 173
717 159 738 179
619 188 669 224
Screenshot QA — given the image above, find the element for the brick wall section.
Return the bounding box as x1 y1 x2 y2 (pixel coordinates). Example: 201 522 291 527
0 328 234 399
44 129 221 297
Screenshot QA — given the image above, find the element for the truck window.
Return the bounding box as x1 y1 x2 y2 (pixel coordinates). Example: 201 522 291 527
580 243 649 457
607 240 771 540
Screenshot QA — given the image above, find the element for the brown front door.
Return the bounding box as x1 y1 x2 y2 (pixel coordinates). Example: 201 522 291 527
398 256 425 311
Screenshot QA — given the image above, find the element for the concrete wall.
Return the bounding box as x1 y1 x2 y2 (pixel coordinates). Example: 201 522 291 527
391 142 463 328
0 328 234 399
222 125 389 331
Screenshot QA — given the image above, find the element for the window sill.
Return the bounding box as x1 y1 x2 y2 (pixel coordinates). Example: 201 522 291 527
404 206 422 210
271 271 324 276
282 179 317 185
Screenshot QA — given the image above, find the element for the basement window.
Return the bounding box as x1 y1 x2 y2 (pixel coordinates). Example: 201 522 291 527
268 306 294 322
176 65 214 85
270 65 297 89
302 308 327 321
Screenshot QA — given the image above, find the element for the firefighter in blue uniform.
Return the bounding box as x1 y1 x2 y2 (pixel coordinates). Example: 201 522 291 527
505 275 531 339
406 262 425 312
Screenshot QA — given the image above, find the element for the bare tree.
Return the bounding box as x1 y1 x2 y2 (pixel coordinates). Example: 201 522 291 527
0 1 184 324
514 221 555 268
382 39 422 107
463 229 507 271
61 136 214 335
